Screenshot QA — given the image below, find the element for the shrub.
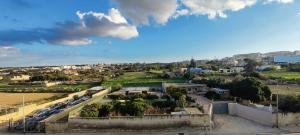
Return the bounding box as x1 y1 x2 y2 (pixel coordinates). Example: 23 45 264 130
204 91 220 100
80 103 100 117
279 95 300 113
167 86 187 100
230 77 271 102
98 104 112 117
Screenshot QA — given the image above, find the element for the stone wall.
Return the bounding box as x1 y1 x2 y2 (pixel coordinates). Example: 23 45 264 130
68 114 211 130
274 113 300 127
228 103 273 126
0 90 87 123
43 89 110 123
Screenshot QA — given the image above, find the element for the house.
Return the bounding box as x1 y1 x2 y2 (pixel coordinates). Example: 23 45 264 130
189 68 212 74
219 66 244 73
219 68 231 73
32 81 62 87
162 83 209 94
10 75 30 81
230 66 244 73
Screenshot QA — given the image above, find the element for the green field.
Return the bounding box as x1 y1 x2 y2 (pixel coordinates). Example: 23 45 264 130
102 71 187 87
268 85 300 96
262 71 300 80
0 82 98 93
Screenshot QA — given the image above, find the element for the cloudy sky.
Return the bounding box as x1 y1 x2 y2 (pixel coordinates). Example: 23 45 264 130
0 0 299 67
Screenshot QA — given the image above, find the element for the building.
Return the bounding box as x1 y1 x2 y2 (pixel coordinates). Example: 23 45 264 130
230 66 244 73
32 81 62 87
219 67 244 73
10 75 30 81
162 83 209 94
274 55 300 64
189 68 212 74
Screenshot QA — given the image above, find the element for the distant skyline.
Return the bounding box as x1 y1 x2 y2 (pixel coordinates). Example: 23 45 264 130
0 0 300 67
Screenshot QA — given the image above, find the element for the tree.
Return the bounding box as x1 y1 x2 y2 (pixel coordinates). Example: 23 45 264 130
166 63 175 72
80 103 100 117
178 95 187 108
98 104 112 117
244 58 259 73
279 95 300 113
231 77 271 102
126 98 147 116
167 86 187 100
204 91 221 100
189 59 197 68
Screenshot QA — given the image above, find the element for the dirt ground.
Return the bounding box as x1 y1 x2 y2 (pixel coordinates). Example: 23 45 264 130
0 93 66 107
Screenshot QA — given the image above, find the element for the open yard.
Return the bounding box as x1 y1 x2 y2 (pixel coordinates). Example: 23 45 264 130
268 85 300 96
102 72 187 87
0 92 67 107
262 71 300 80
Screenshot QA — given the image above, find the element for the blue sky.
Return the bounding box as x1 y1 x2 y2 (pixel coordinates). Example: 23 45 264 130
0 0 299 67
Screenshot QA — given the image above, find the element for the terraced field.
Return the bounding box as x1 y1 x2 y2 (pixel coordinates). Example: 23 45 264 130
0 93 67 107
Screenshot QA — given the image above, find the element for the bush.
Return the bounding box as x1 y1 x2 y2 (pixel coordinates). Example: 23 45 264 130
230 77 271 102
80 103 100 117
167 86 187 100
98 104 112 117
152 100 176 111
279 95 300 113
108 94 126 100
204 91 220 100
145 94 159 100
111 83 122 92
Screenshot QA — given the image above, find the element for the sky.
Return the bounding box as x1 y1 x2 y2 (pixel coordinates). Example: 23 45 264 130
0 0 300 67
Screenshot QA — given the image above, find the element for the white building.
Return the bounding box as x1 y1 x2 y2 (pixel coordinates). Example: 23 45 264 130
10 75 31 81
274 55 300 64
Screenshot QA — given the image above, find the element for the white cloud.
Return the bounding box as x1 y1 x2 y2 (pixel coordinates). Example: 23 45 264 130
173 9 190 19
181 0 257 19
0 8 138 46
0 46 20 58
113 0 178 25
264 0 294 4
57 38 92 46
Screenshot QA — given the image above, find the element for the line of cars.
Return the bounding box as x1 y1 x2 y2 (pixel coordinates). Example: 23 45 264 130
14 94 91 132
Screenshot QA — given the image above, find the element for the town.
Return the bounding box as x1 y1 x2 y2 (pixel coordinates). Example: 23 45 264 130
0 50 299 134
1 0 300 134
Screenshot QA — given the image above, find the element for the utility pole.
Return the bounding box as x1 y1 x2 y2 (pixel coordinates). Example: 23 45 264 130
23 95 26 133
276 92 279 128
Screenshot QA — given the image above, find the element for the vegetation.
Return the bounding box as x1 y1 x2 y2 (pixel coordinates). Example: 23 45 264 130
261 71 300 80
80 103 100 117
102 72 186 88
204 91 221 100
80 98 148 117
279 95 300 113
30 74 70 81
166 86 187 100
231 78 271 102
268 85 300 96
244 58 260 73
